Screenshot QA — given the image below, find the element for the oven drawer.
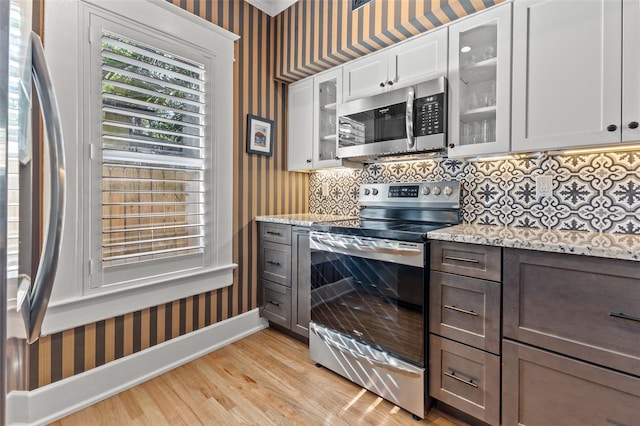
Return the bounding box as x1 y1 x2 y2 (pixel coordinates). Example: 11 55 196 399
504 248 640 376
259 241 292 286
431 241 501 281
430 271 501 354
429 335 500 426
259 280 291 328
503 339 640 426
260 222 291 245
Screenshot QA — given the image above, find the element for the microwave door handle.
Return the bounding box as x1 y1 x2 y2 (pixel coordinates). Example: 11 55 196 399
406 86 415 149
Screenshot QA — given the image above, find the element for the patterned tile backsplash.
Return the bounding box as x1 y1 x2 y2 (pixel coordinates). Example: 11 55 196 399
308 150 640 234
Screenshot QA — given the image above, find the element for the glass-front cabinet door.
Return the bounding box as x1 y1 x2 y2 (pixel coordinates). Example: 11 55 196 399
313 68 342 169
448 3 511 158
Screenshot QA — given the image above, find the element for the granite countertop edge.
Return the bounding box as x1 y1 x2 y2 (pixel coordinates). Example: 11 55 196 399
427 224 640 262
255 214 357 227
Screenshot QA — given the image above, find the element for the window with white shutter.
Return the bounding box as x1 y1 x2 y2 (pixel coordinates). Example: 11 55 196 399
42 0 236 328
86 12 230 291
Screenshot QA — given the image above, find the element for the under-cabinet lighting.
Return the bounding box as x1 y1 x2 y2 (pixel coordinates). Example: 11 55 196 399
461 46 472 53
467 151 544 162
548 144 640 155
468 154 516 162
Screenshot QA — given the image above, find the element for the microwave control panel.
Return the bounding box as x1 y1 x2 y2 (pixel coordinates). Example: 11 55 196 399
414 92 444 136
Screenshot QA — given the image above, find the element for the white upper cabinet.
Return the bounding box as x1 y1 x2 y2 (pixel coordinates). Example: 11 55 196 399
342 51 388 101
343 28 448 102
287 78 314 171
288 68 355 171
622 0 640 142
313 68 343 169
448 3 512 158
512 0 622 152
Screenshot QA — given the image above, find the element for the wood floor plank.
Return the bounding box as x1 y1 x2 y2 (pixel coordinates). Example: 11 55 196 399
50 328 469 426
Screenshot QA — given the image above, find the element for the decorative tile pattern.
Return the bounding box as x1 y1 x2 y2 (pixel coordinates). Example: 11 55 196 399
309 150 640 234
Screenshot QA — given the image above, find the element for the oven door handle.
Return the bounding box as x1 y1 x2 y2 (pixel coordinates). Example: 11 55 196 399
312 327 421 378
355 245 422 256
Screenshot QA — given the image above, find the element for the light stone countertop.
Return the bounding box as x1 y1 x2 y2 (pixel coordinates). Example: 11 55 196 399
255 214 357 227
427 224 640 262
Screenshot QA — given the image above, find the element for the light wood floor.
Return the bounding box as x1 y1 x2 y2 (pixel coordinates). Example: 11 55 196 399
51 328 469 425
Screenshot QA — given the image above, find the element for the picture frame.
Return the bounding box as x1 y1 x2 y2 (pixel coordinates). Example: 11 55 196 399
246 114 275 156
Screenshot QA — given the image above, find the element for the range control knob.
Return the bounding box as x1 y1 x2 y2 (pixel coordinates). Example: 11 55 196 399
443 186 454 196
422 186 431 195
364 188 371 196
432 186 442 195
372 188 379 195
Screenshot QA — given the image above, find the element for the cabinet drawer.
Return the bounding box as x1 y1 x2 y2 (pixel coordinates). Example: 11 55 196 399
260 223 291 245
259 280 291 329
260 241 292 286
504 249 640 376
431 241 501 281
429 271 501 354
429 335 500 426
503 339 640 426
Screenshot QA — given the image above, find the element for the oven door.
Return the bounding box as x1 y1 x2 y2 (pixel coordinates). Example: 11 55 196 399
309 232 425 367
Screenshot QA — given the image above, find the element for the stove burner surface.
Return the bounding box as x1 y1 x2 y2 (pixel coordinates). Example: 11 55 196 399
310 219 452 242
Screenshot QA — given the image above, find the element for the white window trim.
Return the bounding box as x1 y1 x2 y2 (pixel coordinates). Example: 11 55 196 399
42 0 239 335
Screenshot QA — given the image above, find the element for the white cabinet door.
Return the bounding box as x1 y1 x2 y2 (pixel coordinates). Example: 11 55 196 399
622 0 640 142
342 51 387 102
448 3 511 158
512 0 621 152
343 29 448 103
390 27 448 91
287 79 314 171
313 68 342 169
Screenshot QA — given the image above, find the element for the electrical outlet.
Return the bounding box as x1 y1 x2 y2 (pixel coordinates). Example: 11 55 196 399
536 175 553 198
321 182 330 197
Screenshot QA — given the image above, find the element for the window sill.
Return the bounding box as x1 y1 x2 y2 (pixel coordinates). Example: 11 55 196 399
41 263 237 335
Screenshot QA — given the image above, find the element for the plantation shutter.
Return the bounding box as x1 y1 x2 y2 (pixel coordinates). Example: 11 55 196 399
100 31 206 267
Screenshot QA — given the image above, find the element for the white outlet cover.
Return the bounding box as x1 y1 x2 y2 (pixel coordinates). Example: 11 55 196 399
536 175 553 198
322 182 330 197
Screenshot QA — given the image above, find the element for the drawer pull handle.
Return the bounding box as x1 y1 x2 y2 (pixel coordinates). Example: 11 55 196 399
444 255 479 264
267 300 280 307
444 304 478 317
444 371 478 388
266 260 281 266
266 231 283 236
609 312 640 323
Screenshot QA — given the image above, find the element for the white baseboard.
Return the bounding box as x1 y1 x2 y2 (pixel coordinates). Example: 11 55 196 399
6 309 268 426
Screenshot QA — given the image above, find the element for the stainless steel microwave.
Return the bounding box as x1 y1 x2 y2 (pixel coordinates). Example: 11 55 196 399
337 76 446 162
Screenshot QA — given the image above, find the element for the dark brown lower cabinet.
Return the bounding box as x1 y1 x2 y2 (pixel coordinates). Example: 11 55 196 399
502 339 640 426
258 223 310 339
260 279 292 328
430 335 501 425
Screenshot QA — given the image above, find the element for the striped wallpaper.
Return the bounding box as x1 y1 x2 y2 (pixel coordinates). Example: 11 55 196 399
29 0 491 391
275 0 503 82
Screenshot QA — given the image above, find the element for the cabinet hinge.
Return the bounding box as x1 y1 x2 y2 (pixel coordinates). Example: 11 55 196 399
89 27 93 44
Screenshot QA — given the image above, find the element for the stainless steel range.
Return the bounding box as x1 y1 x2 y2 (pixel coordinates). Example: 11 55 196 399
309 181 461 419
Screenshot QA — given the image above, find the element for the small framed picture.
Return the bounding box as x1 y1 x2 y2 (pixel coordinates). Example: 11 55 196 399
246 114 275 156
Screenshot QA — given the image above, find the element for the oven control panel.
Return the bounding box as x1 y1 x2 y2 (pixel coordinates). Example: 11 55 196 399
359 181 460 208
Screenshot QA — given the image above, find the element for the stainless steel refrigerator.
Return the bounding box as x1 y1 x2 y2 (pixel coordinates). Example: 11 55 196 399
1 0 65 424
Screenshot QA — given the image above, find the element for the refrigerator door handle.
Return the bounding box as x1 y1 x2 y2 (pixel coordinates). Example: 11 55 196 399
23 31 66 344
